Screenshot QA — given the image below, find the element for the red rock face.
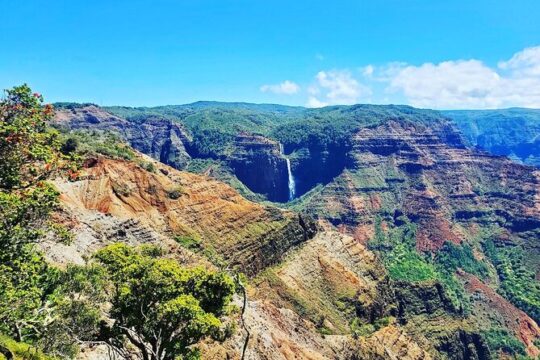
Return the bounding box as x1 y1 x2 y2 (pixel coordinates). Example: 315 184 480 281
459 271 540 357
303 119 540 256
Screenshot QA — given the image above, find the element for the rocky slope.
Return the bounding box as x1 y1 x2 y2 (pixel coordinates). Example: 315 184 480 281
301 119 540 260
54 105 193 169
229 133 290 202
295 118 540 358
47 149 507 360
50 153 315 275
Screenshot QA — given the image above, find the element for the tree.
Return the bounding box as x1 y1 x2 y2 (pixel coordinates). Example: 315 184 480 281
0 84 60 189
0 85 64 343
0 85 63 258
94 244 236 360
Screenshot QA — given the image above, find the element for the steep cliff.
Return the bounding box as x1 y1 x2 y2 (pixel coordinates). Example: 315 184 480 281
302 119 540 255
54 105 193 169
229 133 290 202
444 108 540 167
52 153 315 275
52 102 540 358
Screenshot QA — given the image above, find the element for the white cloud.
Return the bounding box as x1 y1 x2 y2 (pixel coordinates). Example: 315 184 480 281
306 70 372 107
260 80 300 95
374 45 540 109
306 96 328 108
498 46 540 76
361 65 374 77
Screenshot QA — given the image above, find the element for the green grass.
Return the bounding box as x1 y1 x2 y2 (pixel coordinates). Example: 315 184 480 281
174 235 202 250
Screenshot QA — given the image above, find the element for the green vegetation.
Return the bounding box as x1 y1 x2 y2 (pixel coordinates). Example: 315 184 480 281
105 103 447 160
58 130 135 161
0 85 61 189
167 186 185 199
444 108 540 167
139 160 156 172
350 316 393 338
387 245 439 282
436 242 488 278
175 234 227 269
175 235 202 250
368 217 491 312
93 243 236 360
484 240 540 323
481 328 527 357
0 86 236 359
369 218 438 282
0 334 53 360
107 104 300 158
0 85 61 343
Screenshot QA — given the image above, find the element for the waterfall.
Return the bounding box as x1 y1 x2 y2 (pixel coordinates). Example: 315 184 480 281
285 158 296 201
279 143 296 201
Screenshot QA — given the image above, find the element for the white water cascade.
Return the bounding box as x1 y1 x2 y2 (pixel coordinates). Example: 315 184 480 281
279 143 296 201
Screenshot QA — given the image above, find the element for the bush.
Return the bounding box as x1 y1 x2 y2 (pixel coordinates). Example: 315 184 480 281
60 137 78 154
481 328 526 356
93 243 236 359
174 235 201 250
112 183 131 197
140 161 156 173
168 186 184 199
484 241 540 323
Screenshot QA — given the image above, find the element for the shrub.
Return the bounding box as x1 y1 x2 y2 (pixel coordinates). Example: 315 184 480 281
174 235 202 250
140 161 156 173
60 137 78 154
481 328 526 356
112 183 131 197
168 186 184 199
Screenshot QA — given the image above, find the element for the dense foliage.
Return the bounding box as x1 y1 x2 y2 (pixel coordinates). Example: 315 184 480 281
0 85 60 189
484 240 540 323
481 328 527 357
105 103 446 159
0 86 236 359
59 130 136 161
369 218 438 282
368 217 489 313
0 85 64 347
93 243 235 360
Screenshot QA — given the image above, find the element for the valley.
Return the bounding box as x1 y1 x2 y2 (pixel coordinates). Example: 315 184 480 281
47 101 540 359
1 89 540 359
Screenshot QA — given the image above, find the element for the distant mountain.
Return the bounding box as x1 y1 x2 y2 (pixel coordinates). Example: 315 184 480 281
443 108 540 167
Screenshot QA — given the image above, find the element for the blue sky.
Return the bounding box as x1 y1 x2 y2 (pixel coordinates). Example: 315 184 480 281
1 0 539 108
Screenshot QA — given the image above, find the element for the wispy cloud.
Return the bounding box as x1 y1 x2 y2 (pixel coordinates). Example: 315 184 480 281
371 45 540 109
306 70 372 107
261 46 540 109
260 80 300 95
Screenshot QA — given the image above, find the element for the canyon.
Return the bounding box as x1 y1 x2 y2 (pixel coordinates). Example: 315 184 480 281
49 102 540 359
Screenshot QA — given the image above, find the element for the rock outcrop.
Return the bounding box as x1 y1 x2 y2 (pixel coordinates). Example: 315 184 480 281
302 120 540 258
54 106 193 169
53 154 316 275
229 133 290 202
